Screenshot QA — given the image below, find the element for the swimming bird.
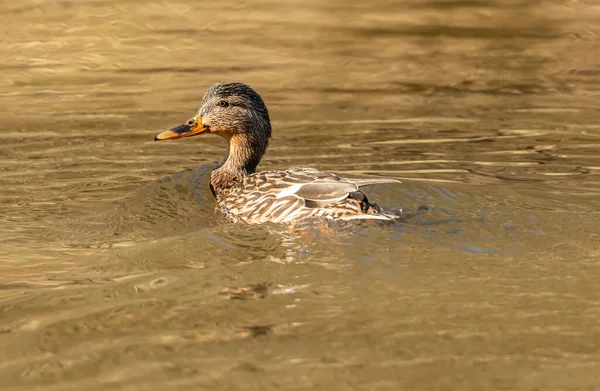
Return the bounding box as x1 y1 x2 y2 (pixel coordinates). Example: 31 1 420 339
155 82 400 224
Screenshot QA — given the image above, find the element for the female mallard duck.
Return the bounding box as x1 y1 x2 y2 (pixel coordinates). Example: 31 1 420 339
155 82 400 224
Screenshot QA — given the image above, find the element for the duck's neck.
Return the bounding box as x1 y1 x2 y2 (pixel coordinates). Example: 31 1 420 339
210 133 266 195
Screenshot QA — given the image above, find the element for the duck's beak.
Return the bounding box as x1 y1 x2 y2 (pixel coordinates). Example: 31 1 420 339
154 115 209 141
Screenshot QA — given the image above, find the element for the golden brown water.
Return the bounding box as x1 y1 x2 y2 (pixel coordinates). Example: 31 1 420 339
1 1 600 389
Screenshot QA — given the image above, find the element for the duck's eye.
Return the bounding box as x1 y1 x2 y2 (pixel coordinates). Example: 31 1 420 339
217 100 229 108
186 118 195 125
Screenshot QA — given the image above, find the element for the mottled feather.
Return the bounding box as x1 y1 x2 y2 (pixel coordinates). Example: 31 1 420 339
215 168 399 224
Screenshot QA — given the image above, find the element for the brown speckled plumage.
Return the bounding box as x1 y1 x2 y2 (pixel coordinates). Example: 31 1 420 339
156 82 400 224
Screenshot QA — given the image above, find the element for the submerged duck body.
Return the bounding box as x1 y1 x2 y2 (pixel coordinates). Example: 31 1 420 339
155 82 400 224
213 167 398 224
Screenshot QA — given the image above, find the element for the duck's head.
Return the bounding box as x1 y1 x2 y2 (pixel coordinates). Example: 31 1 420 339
155 82 271 173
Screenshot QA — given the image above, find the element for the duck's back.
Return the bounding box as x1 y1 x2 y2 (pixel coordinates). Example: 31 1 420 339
215 168 399 224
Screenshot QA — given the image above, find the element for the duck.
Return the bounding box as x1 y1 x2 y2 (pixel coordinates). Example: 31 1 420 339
155 82 400 224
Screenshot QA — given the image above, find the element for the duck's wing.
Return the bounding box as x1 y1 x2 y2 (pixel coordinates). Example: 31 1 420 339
235 168 400 223
343 177 402 188
294 181 359 207
255 168 400 208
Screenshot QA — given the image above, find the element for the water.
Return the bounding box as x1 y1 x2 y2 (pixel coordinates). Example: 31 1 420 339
1 1 600 389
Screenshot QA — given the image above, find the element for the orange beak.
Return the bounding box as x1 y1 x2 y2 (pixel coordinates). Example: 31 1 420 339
155 115 209 141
